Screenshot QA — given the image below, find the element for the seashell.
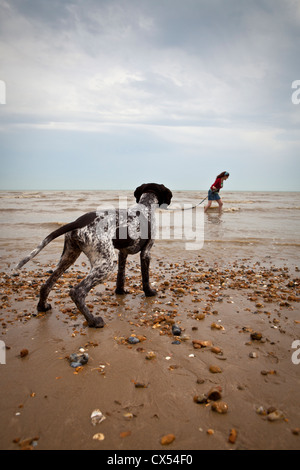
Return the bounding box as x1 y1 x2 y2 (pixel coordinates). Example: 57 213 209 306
206 387 222 401
267 410 284 421
211 322 225 330
93 433 105 441
91 409 106 426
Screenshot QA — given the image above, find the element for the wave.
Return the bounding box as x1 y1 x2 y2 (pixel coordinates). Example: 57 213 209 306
16 221 66 229
206 238 300 247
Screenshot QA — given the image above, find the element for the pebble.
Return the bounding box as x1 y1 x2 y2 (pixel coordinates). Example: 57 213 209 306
172 325 181 336
228 428 237 444
251 332 262 341
291 428 300 435
134 382 148 388
19 349 29 358
249 352 258 358
127 336 140 344
160 434 176 445
194 394 208 404
192 340 213 349
211 401 228 414
209 365 222 374
145 351 156 360
69 352 89 367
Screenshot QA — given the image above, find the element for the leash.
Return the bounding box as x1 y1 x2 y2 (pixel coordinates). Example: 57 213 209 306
167 195 208 212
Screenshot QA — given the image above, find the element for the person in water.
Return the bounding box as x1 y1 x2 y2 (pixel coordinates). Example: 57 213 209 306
204 171 230 214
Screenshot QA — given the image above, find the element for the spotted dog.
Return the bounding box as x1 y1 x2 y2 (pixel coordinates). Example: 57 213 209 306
16 183 173 328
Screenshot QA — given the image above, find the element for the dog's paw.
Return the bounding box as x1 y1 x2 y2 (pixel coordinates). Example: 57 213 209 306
144 288 157 297
37 303 52 312
88 316 105 328
115 287 128 295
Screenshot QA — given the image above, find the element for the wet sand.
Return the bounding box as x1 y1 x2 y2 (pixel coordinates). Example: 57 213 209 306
0 246 300 450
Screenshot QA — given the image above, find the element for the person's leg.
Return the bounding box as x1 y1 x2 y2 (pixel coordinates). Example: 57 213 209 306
217 198 223 214
204 200 212 212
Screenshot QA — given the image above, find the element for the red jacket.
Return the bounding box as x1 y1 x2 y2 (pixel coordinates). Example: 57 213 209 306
210 177 222 192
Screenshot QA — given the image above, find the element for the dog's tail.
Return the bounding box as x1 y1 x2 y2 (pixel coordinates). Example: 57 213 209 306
16 212 97 269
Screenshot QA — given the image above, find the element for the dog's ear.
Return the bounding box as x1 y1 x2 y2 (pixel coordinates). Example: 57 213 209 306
159 184 173 206
134 184 148 203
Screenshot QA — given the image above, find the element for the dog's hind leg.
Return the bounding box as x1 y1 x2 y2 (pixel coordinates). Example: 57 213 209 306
37 237 81 312
70 251 116 328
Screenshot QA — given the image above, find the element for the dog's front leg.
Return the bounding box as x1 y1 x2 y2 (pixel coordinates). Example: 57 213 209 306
115 250 128 295
140 244 157 297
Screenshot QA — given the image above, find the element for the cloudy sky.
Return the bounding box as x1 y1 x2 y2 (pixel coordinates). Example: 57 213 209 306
0 0 299 191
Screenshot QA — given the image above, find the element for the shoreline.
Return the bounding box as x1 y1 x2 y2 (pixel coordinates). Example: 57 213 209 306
0 247 300 450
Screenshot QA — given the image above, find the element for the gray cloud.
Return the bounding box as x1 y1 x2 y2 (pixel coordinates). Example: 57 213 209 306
0 0 299 190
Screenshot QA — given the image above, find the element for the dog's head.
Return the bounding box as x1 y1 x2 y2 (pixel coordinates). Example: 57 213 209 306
134 183 173 207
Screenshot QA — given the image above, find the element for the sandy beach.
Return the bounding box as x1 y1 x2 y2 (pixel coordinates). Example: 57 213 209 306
0 244 300 451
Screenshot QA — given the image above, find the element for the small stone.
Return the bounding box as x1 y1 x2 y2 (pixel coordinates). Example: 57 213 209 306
192 340 213 349
211 401 228 414
193 394 208 404
134 382 147 388
172 325 181 336
256 406 267 415
20 349 29 358
145 351 156 360
196 378 205 384
211 346 222 354
228 428 237 444
70 362 83 368
207 429 214 435
160 434 176 445
127 336 140 344
251 332 262 341
195 313 206 320
249 352 258 358
209 365 222 374
291 428 300 435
